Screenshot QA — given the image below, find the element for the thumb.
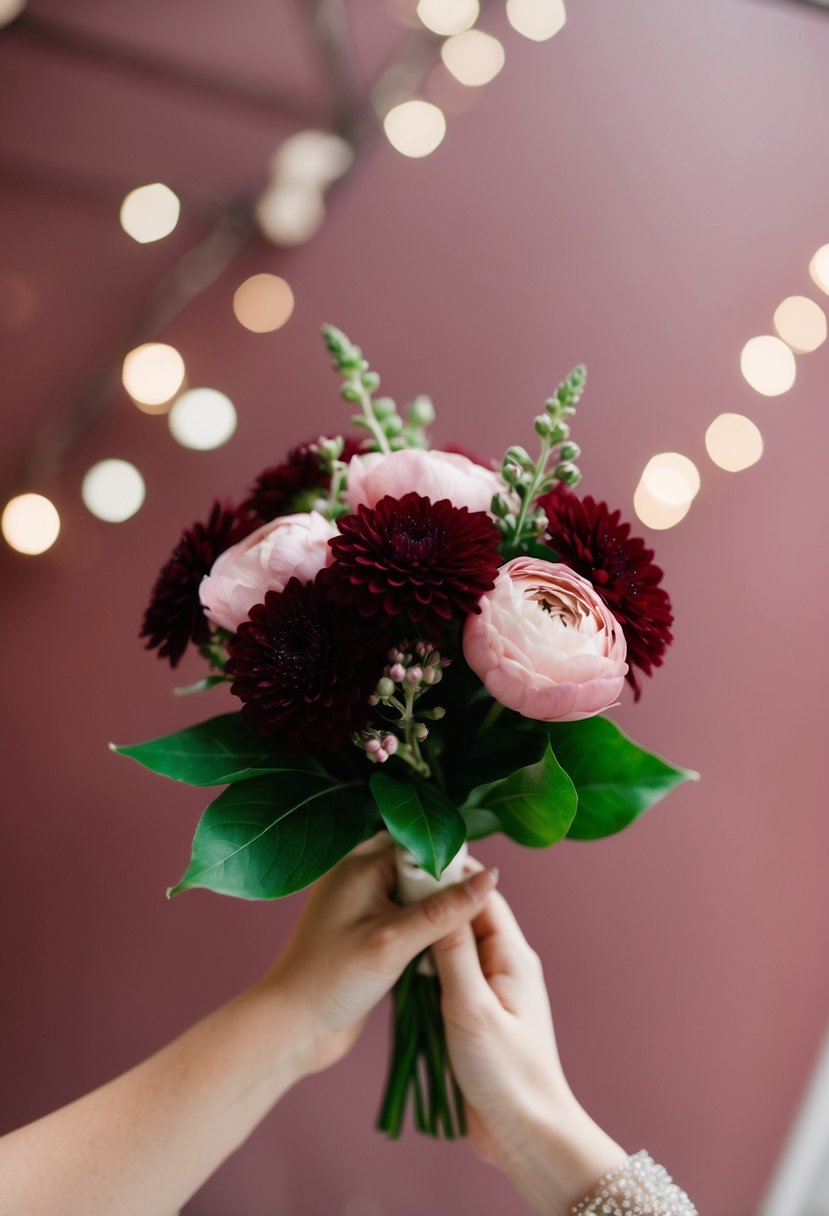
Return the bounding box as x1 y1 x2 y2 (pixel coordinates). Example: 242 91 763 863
391 867 499 961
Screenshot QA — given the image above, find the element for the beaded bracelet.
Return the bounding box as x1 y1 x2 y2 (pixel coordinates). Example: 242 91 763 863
570 1150 698 1215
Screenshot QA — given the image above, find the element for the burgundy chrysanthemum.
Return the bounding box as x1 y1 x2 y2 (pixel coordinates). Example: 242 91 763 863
327 492 502 637
140 501 257 667
537 488 674 700
226 577 384 751
245 436 364 523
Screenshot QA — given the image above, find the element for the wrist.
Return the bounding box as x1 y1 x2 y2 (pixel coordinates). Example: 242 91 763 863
500 1102 628 1216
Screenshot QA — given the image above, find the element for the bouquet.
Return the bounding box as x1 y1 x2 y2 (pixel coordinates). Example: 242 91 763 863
115 326 696 1138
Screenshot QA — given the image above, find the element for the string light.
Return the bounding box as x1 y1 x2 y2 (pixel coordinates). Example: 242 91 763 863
773 295 827 354
640 451 700 507
506 0 566 42
81 460 146 523
0 0 25 29
2 492 60 554
440 30 505 87
808 244 829 295
383 99 447 158
122 342 186 411
232 274 295 333
740 335 796 397
256 181 325 246
705 413 763 473
273 130 354 189
119 183 181 244
632 481 691 531
416 0 479 36
168 388 237 450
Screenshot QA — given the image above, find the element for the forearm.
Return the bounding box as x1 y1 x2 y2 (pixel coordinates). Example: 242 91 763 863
0 979 310 1216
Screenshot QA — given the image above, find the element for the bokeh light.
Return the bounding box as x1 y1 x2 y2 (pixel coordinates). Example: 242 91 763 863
256 182 325 245
2 492 60 554
273 130 353 188
383 99 447 158
705 413 763 473
0 0 26 29
506 0 566 42
440 30 505 86
632 481 691 531
640 452 700 507
233 274 295 333
168 388 237 450
416 0 478 36
119 183 181 244
81 460 146 523
773 295 827 354
122 342 186 411
740 335 796 397
809 244 829 295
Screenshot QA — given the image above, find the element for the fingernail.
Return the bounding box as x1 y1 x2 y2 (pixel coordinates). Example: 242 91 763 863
466 867 499 899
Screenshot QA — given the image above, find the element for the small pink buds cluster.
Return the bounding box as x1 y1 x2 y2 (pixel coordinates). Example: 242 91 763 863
360 730 401 765
376 640 448 698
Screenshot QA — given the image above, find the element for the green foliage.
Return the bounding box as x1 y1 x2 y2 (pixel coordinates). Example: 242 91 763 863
170 772 373 899
546 716 698 840
111 714 322 787
462 743 577 846
370 772 466 879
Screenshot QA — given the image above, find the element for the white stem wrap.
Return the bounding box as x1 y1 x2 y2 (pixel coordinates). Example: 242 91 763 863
395 842 469 975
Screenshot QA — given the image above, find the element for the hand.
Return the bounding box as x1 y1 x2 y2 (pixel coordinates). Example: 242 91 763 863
264 833 498 1077
431 877 627 1216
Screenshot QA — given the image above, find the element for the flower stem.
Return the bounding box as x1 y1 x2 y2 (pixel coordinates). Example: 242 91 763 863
476 699 505 738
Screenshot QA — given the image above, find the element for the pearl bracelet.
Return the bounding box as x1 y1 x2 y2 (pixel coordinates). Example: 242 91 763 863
570 1150 698 1215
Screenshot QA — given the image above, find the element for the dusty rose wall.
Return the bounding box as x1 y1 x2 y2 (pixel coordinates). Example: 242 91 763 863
2 3 829 1214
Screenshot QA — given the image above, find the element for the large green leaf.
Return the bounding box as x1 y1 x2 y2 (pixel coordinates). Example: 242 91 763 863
111 714 320 787
170 771 373 899
370 772 466 879
462 743 577 847
546 717 698 840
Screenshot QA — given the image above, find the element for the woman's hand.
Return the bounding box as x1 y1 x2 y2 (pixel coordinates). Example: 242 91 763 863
264 832 498 1077
431 878 627 1216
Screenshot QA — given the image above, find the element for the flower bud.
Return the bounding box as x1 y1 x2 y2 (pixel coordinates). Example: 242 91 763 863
554 462 581 486
368 692 380 706
422 666 437 685
490 492 510 518
549 421 570 444
558 441 581 461
389 663 406 683
421 706 446 720
406 665 423 684
372 396 396 419
414 722 429 742
365 737 382 754
375 747 389 763
340 384 362 403
382 734 399 755
407 395 435 427
534 414 553 439
532 509 549 536
505 445 533 470
501 462 524 488
384 415 404 436
362 370 381 392
376 677 395 699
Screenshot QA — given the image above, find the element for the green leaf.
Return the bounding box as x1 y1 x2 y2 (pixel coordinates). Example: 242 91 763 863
545 717 699 840
462 743 577 847
461 807 501 842
173 676 229 697
110 714 321 787
370 773 466 879
170 772 373 899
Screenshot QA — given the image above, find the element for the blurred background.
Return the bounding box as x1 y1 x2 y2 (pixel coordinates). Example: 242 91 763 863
2 1 829 1212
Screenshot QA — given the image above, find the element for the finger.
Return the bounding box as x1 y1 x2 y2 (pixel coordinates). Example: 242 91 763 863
390 868 499 960
431 920 494 1008
471 887 530 952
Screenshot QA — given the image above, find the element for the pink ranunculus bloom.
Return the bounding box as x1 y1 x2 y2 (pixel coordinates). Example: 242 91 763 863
199 510 338 633
462 556 628 722
345 448 504 515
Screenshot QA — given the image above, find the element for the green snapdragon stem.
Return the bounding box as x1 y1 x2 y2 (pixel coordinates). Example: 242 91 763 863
377 959 466 1139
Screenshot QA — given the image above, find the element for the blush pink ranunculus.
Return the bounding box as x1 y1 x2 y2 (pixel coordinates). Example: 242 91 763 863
199 510 338 633
345 448 503 515
462 556 628 722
